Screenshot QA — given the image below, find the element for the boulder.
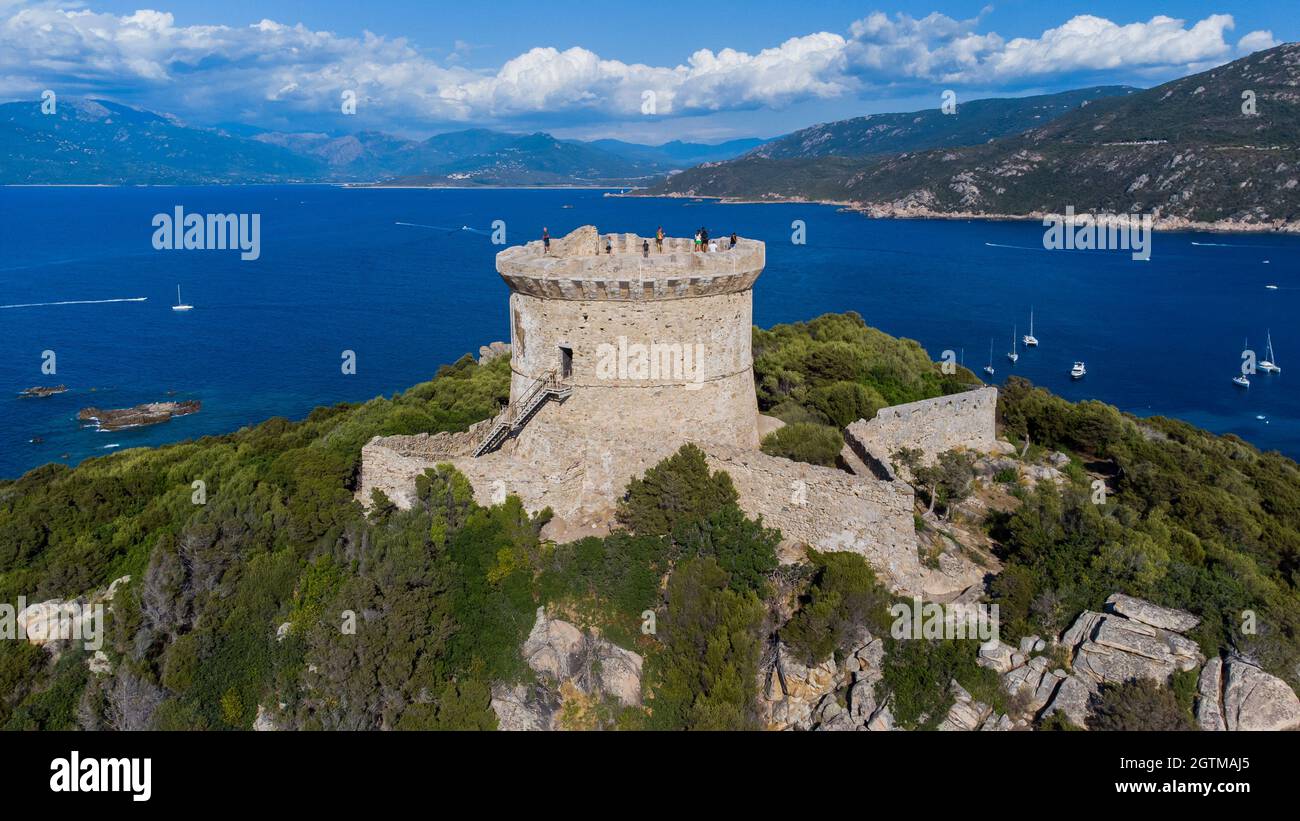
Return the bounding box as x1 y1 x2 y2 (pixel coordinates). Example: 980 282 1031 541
87 650 112 676
848 678 878 725
1061 610 1104 651
521 607 586 682
491 682 560 731
853 636 885 684
812 695 855 731
1195 657 1225 732
477 341 511 364
938 681 992 731
1222 658 1300 731
1042 673 1096 728
977 639 1017 673
519 607 644 708
1073 614 1202 684
866 703 895 732
253 704 281 731
1105 593 1200 632
1003 656 1067 713
980 713 1015 731
1025 464 1066 486
590 640 643 707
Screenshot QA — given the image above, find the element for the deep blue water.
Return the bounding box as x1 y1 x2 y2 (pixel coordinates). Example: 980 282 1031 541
1 185 1297 478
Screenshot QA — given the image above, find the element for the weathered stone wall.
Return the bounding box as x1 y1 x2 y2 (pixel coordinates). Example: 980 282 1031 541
509 288 759 454
847 386 998 470
702 446 925 594
356 434 928 594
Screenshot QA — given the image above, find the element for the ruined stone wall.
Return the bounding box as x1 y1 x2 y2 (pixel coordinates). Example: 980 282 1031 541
356 434 928 595
703 446 924 595
847 386 998 470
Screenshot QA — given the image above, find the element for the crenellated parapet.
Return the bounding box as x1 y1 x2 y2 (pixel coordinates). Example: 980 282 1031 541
496 226 764 301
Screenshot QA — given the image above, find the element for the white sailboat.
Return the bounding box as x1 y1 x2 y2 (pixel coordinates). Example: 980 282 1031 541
1022 308 1038 347
1260 330 1281 373
172 285 193 312
983 339 995 377
1007 325 1019 363
1234 337 1251 387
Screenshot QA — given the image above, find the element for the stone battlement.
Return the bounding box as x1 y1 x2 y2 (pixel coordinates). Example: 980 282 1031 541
497 225 764 300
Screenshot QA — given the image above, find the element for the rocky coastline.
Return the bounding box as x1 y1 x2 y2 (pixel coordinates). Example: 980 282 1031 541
18 385 68 398
77 400 200 431
627 190 1300 234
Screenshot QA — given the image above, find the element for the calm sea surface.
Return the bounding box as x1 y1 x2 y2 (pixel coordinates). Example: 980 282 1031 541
1 185 1297 478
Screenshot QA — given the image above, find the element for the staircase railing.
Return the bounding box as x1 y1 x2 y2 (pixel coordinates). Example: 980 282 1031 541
473 369 572 456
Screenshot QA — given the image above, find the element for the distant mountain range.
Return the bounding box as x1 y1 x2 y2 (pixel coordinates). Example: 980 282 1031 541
642 43 1300 229
0 101 763 186
745 86 1137 160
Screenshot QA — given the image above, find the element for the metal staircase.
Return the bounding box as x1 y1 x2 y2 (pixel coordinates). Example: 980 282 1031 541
473 369 572 456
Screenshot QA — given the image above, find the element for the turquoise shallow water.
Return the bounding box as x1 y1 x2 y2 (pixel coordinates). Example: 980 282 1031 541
1 185 1297 478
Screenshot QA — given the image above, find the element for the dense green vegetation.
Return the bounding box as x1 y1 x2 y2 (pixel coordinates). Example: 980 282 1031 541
0 358 782 730
0 354 513 730
754 312 979 465
1086 678 1194 731
6 310 1300 731
994 376 1300 684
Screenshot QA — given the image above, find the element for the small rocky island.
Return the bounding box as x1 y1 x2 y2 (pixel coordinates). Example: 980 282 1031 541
19 385 68 398
78 400 200 431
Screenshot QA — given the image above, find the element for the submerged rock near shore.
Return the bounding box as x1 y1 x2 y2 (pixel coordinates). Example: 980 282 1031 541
19 385 68 398
78 400 200 431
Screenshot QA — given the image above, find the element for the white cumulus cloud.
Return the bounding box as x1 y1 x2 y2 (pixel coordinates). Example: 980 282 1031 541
0 4 1281 130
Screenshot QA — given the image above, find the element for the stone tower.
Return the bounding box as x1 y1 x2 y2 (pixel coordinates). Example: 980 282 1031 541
487 225 764 472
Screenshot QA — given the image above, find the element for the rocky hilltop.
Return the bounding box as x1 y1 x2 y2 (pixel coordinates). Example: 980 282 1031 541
644 43 1300 231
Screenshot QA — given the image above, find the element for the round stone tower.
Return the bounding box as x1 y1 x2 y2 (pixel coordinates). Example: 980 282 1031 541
491 225 764 471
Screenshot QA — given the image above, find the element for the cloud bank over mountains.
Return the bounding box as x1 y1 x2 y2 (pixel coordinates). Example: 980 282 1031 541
0 3 1276 133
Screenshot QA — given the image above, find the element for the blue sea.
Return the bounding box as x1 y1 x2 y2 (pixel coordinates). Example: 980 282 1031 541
1 185 1297 478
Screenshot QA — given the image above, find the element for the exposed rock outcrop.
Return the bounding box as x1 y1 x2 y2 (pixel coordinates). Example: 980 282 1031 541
1106 593 1201 633
490 682 561 731
490 607 644 730
477 341 511 365
1219 657 1300 731
11 575 130 672
1036 594 1300 730
78 401 200 431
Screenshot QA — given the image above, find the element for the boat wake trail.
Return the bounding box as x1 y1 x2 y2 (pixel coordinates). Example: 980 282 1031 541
984 242 1045 251
1191 241 1286 249
396 221 493 237
0 297 149 309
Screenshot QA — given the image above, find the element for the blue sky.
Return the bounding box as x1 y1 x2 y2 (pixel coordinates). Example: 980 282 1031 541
4 0 1294 142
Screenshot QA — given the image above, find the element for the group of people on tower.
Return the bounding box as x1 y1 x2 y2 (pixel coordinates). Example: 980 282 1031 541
539 225 738 257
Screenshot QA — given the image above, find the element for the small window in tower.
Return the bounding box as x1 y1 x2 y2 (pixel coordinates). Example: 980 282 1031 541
559 346 573 379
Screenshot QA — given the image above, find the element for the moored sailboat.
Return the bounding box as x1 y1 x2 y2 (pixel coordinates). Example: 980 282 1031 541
1260 330 1281 373
1022 308 1038 347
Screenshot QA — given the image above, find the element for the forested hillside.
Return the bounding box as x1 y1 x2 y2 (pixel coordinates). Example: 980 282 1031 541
646 44 1300 228
3 315 1298 731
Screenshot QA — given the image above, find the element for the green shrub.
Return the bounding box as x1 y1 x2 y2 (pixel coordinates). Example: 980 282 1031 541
1087 678 1194 731
760 423 844 467
783 550 891 664
617 444 738 536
